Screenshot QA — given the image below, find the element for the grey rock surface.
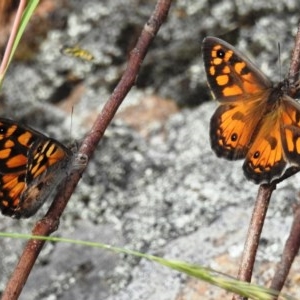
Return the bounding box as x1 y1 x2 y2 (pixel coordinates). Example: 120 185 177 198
0 0 300 299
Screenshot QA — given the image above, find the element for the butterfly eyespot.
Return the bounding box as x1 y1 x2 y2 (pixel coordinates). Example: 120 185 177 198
253 151 260 159
36 145 43 153
231 133 238 141
0 125 7 134
216 49 225 58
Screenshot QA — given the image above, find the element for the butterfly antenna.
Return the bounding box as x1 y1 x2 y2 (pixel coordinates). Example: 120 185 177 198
70 106 74 142
278 42 282 82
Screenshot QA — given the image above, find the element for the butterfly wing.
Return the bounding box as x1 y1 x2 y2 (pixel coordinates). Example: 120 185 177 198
243 108 286 183
202 37 272 100
280 97 300 165
210 94 269 159
19 138 73 218
243 93 300 183
0 119 34 216
0 118 72 218
202 37 274 160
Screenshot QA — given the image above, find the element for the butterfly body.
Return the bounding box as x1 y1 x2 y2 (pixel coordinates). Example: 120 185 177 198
0 118 73 218
203 37 300 184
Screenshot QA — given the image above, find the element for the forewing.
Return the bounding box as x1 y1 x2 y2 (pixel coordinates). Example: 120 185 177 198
202 36 272 101
26 138 72 182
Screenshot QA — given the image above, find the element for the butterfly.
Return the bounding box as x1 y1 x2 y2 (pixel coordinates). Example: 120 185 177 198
0 118 74 218
202 36 300 184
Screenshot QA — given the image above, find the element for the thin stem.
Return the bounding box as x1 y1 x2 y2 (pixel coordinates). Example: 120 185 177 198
0 0 27 80
270 202 300 296
232 184 274 300
289 22 300 84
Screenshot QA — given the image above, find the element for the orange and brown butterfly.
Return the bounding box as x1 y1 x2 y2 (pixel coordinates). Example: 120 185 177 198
202 36 300 184
0 118 74 218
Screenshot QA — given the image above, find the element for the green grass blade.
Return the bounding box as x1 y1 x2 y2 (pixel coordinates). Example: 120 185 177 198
0 232 296 300
1 0 39 82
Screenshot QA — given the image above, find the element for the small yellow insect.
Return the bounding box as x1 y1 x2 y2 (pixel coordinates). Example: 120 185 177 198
60 45 95 62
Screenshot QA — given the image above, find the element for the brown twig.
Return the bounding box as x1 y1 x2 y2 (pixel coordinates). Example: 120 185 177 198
1 1 172 299
288 22 300 84
233 24 300 300
270 201 300 296
232 184 275 300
